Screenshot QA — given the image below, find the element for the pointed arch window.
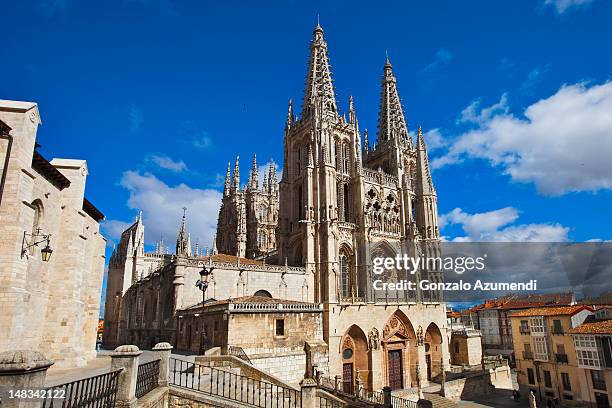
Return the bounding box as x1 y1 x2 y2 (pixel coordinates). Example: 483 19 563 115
295 146 302 177
258 230 267 248
340 254 350 299
342 143 349 174
343 184 350 222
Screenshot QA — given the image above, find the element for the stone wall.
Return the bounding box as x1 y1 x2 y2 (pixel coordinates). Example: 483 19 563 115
443 365 511 403
0 101 105 368
250 348 329 385
450 331 482 367
108 255 314 349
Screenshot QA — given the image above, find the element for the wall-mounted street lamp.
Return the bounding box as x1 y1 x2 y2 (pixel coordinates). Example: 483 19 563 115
195 265 212 355
21 228 53 262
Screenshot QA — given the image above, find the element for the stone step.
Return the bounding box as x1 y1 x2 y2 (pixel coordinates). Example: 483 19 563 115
424 393 458 408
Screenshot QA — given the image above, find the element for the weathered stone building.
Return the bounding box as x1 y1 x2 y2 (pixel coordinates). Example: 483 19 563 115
106 23 449 393
102 214 314 349
176 296 327 384
0 100 106 368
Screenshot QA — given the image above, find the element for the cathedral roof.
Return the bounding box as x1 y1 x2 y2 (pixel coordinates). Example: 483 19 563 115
193 253 264 266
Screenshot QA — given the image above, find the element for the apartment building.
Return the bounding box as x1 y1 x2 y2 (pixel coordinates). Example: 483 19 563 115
510 305 612 407
567 317 612 408
471 293 576 360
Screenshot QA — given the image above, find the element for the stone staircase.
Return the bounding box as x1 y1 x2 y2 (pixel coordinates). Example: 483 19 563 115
423 393 457 408
392 388 458 408
169 356 301 408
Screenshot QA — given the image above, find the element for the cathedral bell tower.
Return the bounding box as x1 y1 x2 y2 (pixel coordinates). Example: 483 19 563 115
278 23 362 307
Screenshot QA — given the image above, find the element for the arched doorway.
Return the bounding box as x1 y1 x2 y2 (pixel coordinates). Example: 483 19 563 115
382 311 417 390
340 325 370 393
425 323 443 381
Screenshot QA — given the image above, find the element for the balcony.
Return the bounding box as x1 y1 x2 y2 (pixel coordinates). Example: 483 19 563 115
519 327 531 334
523 351 534 360
555 353 569 364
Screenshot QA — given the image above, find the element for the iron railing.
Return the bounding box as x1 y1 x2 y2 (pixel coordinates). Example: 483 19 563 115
228 346 253 365
42 369 121 408
390 395 418 408
135 359 160 398
314 370 416 408
169 357 300 408
319 395 343 408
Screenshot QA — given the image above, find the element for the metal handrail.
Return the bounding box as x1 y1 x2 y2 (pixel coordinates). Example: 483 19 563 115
228 345 253 365
136 359 160 398
42 369 122 408
169 357 300 408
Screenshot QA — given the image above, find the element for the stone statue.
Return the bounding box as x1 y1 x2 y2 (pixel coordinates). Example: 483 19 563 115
368 328 380 350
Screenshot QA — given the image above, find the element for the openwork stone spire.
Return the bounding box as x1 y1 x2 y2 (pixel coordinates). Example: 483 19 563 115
250 154 258 191
176 207 192 257
302 23 338 117
223 161 231 196
377 57 410 146
231 156 240 192
415 127 435 195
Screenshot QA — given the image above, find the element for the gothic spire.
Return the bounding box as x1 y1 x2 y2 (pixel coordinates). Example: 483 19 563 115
302 23 338 117
349 95 356 125
176 207 192 257
363 129 369 154
231 156 240 192
250 154 258 191
223 161 231 196
286 99 294 130
377 57 411 146
268 160 277 194
415 127 436 196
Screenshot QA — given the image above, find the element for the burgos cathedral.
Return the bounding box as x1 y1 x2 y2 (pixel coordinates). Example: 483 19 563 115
104 23 448 393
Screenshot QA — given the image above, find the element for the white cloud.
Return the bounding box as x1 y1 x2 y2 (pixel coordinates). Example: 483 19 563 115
432 82 612 195
544 0 595 14
458 94 509 125
147 154 187 172
423 48 453 72
105 171 222 249
441 207 569 242
409 128 447 151
101 220 131 244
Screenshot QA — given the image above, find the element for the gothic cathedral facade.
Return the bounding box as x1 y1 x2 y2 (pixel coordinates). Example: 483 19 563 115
215 23 448 391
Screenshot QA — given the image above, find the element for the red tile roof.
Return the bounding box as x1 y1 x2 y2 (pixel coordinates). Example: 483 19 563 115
509 305 592 317
568 320 612 335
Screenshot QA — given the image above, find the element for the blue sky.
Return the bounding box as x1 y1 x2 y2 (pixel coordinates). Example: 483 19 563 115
3 0 612 256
